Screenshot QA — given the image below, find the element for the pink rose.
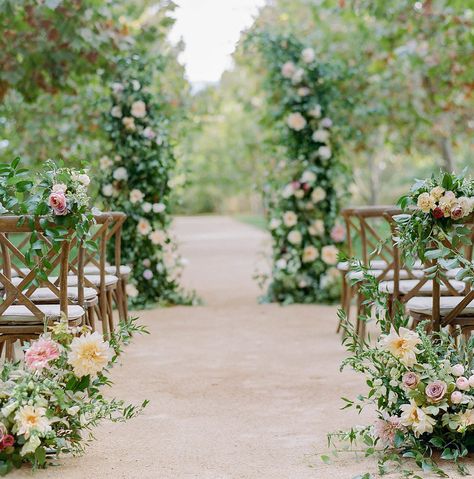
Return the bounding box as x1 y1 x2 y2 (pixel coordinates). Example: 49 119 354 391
402 372 419 389
0 435 14 449
24 337 60 371
425 380 447 402
456 377 470 391
291 181 301 190
48 190 68 216
468 375 474 388
330 224 346 243
451 206 464 220
451 391 463 404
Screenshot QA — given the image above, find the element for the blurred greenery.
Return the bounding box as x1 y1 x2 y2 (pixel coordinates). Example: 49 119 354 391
0 0 472 218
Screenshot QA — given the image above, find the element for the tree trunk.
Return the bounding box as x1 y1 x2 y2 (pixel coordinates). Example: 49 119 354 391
440 136 454 172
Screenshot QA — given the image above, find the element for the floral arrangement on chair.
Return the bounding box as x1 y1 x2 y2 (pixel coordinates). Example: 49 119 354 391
0 316 147 475
330 172 474 476
0 158 96 282
250 33 350 304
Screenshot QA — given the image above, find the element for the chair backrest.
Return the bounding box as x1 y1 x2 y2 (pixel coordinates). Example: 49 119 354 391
431 218 474 329
342 206 402 280
0 216 81 320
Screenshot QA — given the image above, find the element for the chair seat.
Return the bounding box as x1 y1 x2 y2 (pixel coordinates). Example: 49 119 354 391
346 269 424 281
379 279 466 295
52 275 118 288
18 287 97 303
338 259 423 272
0 304 85 324
406 296 474 317
83 265 131 276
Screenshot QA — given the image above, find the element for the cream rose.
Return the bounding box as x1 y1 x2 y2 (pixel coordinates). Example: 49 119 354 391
283 211 298 227
302 245 319 263
287 112 307 131
417 192 435 213
288 230 302 245
321 245 339 265
131 100 147 118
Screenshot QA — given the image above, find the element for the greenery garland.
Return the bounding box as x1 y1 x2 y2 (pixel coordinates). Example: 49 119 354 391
251 33 350 304
98 55 195 308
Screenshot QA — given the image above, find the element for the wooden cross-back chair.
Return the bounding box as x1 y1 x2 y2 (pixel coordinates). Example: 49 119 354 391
381 213 469 319
0 216 86 360
406 218 474 336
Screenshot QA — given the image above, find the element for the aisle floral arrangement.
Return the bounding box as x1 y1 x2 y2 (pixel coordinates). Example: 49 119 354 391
251 33 350 304
99 55 196 308
0 316 147 475
330 172 474 476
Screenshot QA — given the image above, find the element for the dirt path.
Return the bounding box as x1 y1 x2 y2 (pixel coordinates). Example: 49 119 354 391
15 216 462 479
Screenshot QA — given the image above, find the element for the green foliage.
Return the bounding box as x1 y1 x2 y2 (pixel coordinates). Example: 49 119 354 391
98 54 196 308
0 0 127 102
250 32 350 304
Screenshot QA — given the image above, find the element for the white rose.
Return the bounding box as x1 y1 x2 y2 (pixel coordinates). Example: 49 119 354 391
269 218 281 230
309 219 325 236
112 82 124 95
302 245 319 263
321 245 339 265
302 47 315 63
99 156 113 169
318 146 332 160
101 184 113 197
153 203 166 213
130 189 145 204
321 117 333 128
276 258 287 269
131 100 147 118
77 174 90 186
312 129 329 143
125 284 139 298
291 68 304 84
283 211 298 227
122 117 136 131
142 202 152 213
288 230 302 245
287 112 307 131
111 105 122 118
52 183 67 193
113 167 128 181
143 127 155 139
131 80 141 91
150 230 166 245
137 218 151 235
301 171 316 183
311 187 326 203
282 184 294 198
281 61 296 78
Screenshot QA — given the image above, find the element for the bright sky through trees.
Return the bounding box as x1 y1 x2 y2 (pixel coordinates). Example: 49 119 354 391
170 0 265 84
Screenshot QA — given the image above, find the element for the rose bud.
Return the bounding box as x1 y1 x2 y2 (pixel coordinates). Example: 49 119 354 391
451 364 465 377
451 391 463 404
456 377 470 391
451 207 464 220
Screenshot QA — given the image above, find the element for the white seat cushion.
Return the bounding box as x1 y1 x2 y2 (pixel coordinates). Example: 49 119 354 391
338 259 423 272
0 304 85 323
63 275 118 288
83 265 131 276
22 287 97 302
347 269 424 281
406 296 474 316
379 279 466 295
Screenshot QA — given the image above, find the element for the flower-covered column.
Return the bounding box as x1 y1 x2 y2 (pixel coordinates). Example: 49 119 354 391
99 55 194 308
254 33 350 304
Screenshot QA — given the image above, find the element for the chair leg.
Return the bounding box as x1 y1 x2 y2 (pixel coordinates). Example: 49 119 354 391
106 289 115 335
87 305 96 331
5 340 15 362
99 291 110 340
121 278 129 319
